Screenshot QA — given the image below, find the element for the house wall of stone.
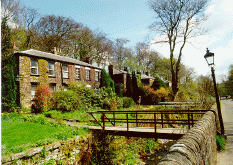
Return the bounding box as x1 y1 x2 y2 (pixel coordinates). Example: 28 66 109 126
17 55 100 109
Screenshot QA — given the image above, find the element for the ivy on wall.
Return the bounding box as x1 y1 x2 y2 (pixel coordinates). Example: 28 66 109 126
38 59 49 84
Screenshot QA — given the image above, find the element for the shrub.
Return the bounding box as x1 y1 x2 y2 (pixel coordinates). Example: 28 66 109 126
100 69 115 92
101 87 123 110
115 83 123 97
154 87 170 102
34 84 52 113
122 97 135 108
152 77 167 90
67 82 102 108
141 85 157 105
51 90 81 112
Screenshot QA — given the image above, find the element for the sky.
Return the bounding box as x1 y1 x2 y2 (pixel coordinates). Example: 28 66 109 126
20 0 233 81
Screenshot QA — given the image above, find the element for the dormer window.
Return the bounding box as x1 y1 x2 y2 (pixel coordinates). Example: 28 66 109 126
31 58 38 75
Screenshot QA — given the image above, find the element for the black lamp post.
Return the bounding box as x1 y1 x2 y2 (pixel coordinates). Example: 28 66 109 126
204 48 224 135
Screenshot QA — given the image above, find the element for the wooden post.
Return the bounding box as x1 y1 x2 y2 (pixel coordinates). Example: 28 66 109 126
191 112 194 127
161 112 164 128
127 113 129 131
188 111 190 130
113 111 115 126
154 113 157 133
103 113 105 131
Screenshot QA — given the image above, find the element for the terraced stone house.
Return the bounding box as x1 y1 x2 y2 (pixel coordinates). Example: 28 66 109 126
14 49 102 109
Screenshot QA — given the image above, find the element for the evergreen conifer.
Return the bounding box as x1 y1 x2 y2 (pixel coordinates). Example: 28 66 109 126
1 17 17 111
125 72 133 97
152 77 167 91
100 69 115 92
132 71 139 102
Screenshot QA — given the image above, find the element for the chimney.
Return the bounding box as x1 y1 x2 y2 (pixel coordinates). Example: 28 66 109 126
84 56 90 64
54 47 57 55
124 66 128 72
109 65 114 78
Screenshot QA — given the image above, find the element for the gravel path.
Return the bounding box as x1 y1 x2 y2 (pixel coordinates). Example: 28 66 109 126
217 99 233 165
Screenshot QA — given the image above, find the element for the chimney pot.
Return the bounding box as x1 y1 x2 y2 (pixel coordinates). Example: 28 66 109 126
54 47 57 55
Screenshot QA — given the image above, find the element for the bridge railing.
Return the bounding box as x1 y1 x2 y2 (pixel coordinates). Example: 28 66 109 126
157 102 201 108
88 110 213 132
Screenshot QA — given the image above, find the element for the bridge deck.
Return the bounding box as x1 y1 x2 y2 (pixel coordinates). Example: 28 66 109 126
88 126 188 139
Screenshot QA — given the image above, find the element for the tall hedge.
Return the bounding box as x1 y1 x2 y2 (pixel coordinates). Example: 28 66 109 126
100 69 115 92
1 17 17 111
132 71 139 102
125 72 133 97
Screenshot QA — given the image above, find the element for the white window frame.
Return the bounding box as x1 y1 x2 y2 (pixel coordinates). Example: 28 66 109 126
75 65 81 79
95 69 100 81
31 58 38 75
49 84 56 93
62 63 69 78
86 67 91 81
31 85 37 100
48 61 55 77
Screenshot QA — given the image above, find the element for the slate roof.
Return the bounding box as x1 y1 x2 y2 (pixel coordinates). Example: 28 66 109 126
15 49 102 70
113 69 127 75
141 74 155 79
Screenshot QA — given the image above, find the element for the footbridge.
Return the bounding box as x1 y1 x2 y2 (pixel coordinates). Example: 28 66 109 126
87 109 215 140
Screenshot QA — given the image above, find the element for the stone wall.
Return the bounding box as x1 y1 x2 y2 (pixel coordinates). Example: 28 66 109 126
2 135 90 165
17 54 101 108
158 111 217 165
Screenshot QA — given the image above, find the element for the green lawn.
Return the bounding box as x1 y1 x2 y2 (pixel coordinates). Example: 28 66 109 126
2 121 63 148
1 113 85 155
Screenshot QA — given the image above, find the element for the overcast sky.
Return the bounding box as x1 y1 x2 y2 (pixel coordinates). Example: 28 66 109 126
20 0 233 80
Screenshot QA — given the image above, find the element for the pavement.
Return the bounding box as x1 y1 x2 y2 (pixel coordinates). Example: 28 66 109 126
217 99 233 165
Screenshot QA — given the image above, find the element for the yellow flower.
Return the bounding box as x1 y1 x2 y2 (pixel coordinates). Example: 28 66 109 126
69 133 71 134
1 113 4 116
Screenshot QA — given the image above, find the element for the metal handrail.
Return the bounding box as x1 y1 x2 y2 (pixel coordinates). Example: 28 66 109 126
87 110 216 133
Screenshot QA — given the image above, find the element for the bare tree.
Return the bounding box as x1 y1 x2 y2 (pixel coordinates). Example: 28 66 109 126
66 25 95 60
34 15 80 53
148 0 208 99
196 74 214 96
114 38 129 70
135 42 148 69
92 30 114 66
21 7 40 49
1 0 23 24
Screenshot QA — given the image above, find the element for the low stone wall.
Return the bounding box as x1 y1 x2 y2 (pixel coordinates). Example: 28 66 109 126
2 135 90 165
158 111 217 165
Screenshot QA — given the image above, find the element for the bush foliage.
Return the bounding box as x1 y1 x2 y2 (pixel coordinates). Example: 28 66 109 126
100 69 115 92
34 84 52 113
51 90 81 112
152 77 167 91
122 97 135 108
138 85 170 105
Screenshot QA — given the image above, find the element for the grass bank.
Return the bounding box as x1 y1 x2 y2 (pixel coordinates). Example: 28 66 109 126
1 113 88 156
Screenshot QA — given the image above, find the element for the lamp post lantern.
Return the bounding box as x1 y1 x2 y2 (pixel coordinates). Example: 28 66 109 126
204 48 224 135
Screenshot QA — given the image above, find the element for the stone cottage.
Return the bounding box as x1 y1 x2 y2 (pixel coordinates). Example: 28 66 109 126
14 49 102 109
